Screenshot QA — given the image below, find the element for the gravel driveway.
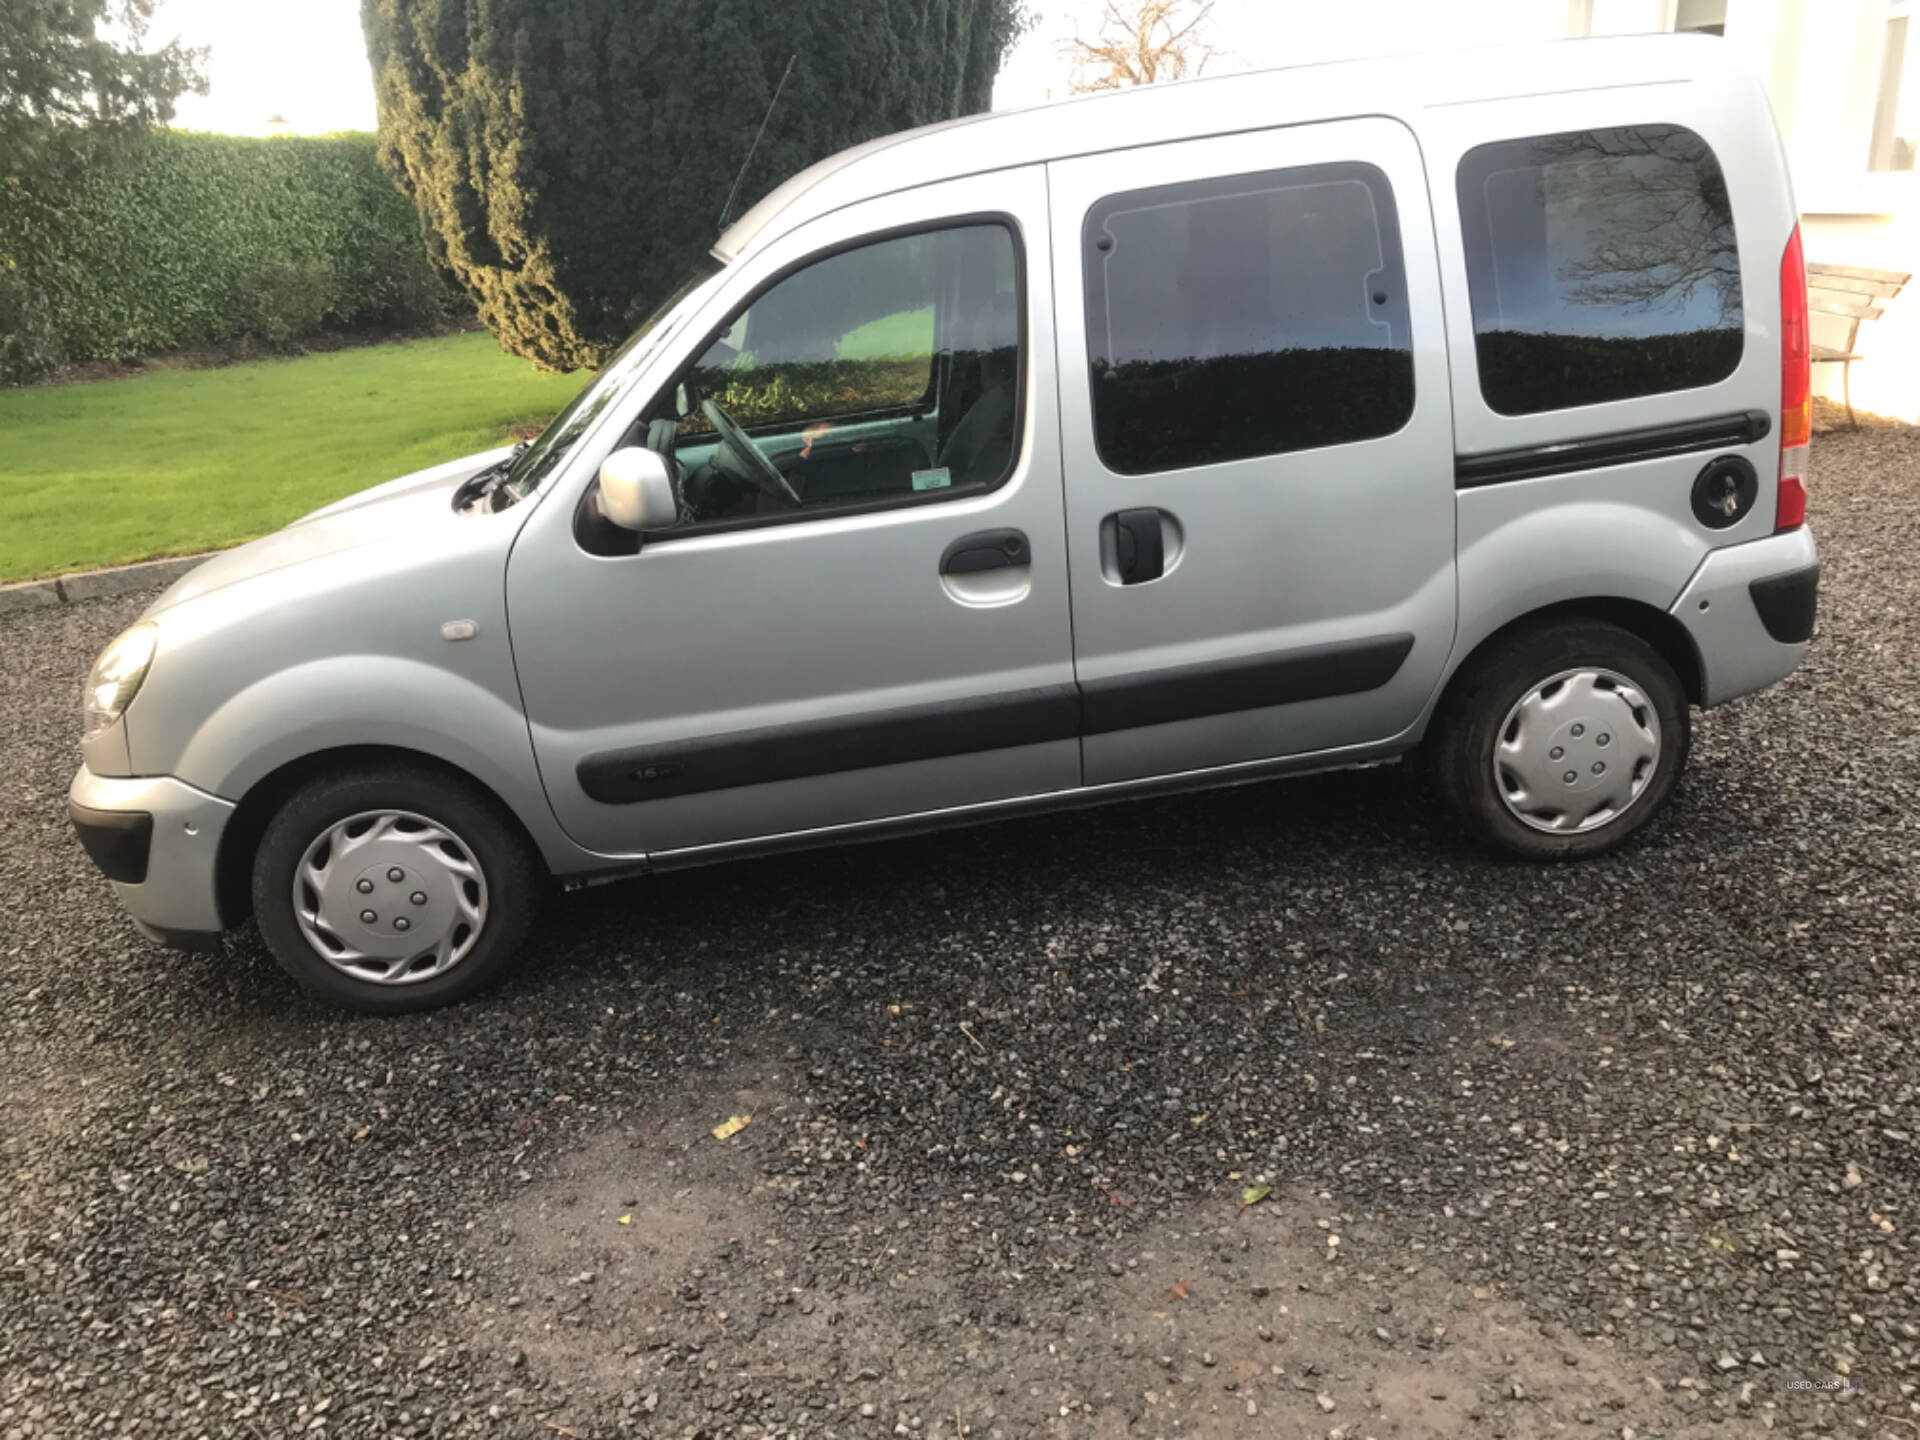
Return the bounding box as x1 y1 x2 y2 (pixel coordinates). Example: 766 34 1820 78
4 424 1917 1440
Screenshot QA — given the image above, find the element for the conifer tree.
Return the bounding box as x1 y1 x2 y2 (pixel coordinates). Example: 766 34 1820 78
362 0 1025 371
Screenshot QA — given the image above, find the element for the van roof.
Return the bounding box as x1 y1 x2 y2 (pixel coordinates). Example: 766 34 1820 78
714 34 1726 264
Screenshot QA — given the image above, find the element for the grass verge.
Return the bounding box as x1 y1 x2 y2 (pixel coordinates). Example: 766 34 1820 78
0 332 585 582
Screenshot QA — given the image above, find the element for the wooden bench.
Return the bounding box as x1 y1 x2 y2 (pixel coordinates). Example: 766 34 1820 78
1807 262 1909 429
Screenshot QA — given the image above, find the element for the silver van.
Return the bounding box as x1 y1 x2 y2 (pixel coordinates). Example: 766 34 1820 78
70 37 1820 1012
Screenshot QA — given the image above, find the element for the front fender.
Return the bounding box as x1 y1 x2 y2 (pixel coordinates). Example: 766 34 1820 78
167 656 586 872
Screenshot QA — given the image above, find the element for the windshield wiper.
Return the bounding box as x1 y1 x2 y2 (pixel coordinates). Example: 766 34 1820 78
454 440 533 510
491 438 533 478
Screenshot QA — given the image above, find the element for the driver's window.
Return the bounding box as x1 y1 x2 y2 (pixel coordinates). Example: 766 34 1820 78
654 223 1019 525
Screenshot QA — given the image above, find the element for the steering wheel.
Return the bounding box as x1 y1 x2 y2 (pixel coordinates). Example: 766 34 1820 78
701 399 800 506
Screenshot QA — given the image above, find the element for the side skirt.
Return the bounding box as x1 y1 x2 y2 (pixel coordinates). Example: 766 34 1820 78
560 733 1415 885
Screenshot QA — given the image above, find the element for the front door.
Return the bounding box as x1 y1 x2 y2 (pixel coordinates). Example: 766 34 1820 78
1047 119 1457 786
507 167 1079 858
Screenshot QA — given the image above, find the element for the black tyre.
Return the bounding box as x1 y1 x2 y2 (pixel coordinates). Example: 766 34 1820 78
1431 621 1691 861
251 764 541 1013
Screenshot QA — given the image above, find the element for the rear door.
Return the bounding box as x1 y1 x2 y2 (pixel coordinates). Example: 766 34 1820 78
1047 119 1457 786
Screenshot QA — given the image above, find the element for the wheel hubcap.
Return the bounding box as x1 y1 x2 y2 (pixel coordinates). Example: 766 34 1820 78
1493 667 1661 834
292 810 488 984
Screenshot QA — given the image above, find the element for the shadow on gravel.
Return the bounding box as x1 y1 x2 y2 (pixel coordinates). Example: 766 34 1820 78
189 759 1454 1019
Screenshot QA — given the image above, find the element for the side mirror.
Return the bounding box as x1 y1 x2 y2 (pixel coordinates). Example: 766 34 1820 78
598 447 676 531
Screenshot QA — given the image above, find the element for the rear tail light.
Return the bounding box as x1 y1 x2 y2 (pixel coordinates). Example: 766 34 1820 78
1777 224 1810 531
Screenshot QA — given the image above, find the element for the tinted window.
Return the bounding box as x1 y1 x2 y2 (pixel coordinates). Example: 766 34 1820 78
1083 162 1413 475
1457 125 1743 416
658 225 1020 525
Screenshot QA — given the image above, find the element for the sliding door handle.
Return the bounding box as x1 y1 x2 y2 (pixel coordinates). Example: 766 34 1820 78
941 529 1030 575
1113 508 1164 585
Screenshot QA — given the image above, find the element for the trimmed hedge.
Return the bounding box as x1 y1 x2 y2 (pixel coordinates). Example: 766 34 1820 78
1091 350 1417 474
0 130 459 382
1473 329 1745 416
682 356 937 434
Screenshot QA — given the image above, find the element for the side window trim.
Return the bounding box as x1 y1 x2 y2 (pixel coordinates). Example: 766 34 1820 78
637 212 1029 546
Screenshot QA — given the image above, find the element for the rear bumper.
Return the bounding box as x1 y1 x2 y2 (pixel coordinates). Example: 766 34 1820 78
1749 563 1820 644
69 767 233 942
1670 528 1819 706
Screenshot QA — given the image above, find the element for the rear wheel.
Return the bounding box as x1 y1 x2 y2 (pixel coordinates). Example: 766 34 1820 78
1432 621 1690 860
251 764 540 1012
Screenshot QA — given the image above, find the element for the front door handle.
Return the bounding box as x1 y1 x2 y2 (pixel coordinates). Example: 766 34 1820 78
941 528 1030 575
1113 508 1164 585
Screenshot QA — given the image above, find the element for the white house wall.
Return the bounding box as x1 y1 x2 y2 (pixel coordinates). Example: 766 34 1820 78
1729 0 1920 420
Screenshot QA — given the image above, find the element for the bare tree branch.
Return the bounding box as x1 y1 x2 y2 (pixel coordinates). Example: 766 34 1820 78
1531 127 1742 326
1059 0 1219 94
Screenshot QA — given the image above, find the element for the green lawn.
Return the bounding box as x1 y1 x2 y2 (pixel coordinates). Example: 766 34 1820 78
837 304 933 360
0 333 587 582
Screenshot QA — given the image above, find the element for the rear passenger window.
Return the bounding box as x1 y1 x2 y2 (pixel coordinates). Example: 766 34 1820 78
1457 125 1743 416
1083 162 1414 475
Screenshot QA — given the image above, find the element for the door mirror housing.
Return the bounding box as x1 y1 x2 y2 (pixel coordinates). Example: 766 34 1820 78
598 447 676 531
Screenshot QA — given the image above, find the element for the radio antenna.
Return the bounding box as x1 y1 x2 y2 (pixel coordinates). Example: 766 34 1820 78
718 53 797 232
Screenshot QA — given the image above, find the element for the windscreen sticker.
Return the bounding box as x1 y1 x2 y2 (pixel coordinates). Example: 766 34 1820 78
912 467 952 491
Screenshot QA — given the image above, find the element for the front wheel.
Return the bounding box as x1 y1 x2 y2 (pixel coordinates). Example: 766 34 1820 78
251 764 541 1012
1431 621 1691 860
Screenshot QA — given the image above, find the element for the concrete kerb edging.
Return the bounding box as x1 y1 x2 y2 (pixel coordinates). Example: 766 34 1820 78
0 552 216 618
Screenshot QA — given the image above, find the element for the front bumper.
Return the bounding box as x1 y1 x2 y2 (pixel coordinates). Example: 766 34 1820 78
1670 527 1819 706
68 767 234 942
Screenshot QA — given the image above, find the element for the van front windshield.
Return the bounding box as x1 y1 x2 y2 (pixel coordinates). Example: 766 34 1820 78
504 262 723 499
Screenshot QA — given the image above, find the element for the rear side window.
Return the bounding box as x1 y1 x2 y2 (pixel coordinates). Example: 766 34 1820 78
1083 162 1414 475
1457 125 1743 416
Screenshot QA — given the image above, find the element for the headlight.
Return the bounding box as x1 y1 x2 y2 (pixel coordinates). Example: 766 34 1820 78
83 622 158 740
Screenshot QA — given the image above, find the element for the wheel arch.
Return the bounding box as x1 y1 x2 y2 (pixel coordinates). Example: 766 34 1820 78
215 744 550 928
1426 596 1705 743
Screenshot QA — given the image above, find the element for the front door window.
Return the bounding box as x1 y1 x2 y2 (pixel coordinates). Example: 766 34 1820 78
651 224 1021 526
